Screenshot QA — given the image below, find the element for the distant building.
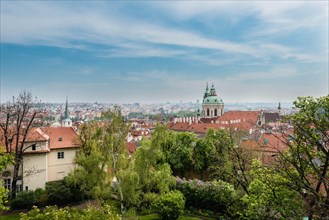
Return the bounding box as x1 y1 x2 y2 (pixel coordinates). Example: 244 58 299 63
169 83 263 134
202 83 224 118
62 97 72 127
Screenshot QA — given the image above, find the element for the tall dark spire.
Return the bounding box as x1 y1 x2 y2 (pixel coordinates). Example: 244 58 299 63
64 96 69 119
203 82 210 99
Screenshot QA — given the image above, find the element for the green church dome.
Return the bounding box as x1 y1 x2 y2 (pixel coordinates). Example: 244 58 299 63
203 96 223 104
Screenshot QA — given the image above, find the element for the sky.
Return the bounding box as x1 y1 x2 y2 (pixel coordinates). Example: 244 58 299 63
0 1 328 104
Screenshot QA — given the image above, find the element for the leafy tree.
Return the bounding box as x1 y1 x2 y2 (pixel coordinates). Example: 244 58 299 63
205 129 234 182
278 95 329 219
67 121 112 199
0 148 13 212
193 138 214 180
168 132 196 176
68 107 130 218
242 160 304 219
154 190 185 220
0 91 46 198
133 138 175 210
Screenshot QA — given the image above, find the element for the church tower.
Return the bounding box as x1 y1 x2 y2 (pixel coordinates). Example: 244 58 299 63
202 83 224 118
62 96 72 127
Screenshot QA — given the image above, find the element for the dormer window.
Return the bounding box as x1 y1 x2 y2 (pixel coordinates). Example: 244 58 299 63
58 137 63 141
31 144 36 151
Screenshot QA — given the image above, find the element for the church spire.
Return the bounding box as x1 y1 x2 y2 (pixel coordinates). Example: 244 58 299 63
203 82 210 99
210 82 217 96
64 96 69 119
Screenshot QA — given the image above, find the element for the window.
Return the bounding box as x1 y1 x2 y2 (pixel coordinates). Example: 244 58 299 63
4 179 11 190
31 144 36 151
57 152 64 159
214 109 217 116
16 185 23 192
58 137 63 141
25 186 28 191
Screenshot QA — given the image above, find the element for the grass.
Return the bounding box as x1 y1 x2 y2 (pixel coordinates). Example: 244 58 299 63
0 213 20 220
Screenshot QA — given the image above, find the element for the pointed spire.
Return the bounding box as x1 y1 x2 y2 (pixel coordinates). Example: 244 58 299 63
64 96 69 119
204 82 210 99
278 102 281 110
210 82 217 96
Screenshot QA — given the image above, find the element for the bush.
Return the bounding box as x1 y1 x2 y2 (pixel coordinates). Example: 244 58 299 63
154 190 185 220
20 205 120 220
176 177 237 216
10 189 45 210
46 178 88 205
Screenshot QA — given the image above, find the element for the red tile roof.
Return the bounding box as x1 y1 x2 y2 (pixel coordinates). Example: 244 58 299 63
127 141 137 154
42 127 79 149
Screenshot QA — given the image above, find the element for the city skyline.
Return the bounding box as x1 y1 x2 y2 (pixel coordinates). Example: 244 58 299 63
1 1 328 103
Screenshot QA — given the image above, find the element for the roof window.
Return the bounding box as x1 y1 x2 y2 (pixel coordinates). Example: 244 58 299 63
58 137 63 141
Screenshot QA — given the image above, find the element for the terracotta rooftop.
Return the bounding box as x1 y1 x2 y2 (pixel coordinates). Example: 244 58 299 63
42 127 79 149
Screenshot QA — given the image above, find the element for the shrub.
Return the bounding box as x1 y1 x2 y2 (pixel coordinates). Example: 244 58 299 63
176 177 237 216
20 205 120 220
46 178 88 205
154 190 185 220
11 190 38 210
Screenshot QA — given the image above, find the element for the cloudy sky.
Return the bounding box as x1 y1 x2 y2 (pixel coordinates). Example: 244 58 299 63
1 1 328 103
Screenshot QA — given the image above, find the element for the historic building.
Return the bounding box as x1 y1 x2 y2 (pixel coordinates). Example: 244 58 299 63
169 83 263 134
202 83 224 118
61 97 72 127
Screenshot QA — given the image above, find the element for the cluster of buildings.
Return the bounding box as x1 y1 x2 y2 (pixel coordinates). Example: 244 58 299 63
1 83 290 193
169 83 289 163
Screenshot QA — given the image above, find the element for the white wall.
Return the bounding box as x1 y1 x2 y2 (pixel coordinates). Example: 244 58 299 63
48 148 77 182
23 154 48 190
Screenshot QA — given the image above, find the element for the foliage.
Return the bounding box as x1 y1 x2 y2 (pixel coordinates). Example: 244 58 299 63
0 180 9 212
205 129 234 182
20 204 120 220
242 160 304 219
133 138 176 210
10 188 46 210
168 132 196 176
46 179 87 205
0 148 14 212
154 190 185 220
0 91 46 198
193 138 214 180
176 177 237 217
279 95 329 218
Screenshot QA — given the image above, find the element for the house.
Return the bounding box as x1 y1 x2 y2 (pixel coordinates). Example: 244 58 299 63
1 127 79 192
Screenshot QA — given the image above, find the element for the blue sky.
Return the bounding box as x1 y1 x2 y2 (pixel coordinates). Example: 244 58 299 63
0 1 328 103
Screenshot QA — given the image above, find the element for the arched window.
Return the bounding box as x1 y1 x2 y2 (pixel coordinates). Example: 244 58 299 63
214 109 217 116
207 109 210 116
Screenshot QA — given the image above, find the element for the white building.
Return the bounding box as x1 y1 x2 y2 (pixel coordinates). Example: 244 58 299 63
1 127 79 192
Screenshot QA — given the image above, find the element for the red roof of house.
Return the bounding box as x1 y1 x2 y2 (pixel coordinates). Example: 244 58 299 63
127 141 137 154
42 127 79 149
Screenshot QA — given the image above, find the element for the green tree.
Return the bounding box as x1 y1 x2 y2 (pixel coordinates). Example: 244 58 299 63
68 107 130 218
168 132 196 176
205 129 234 182
154 190 185 220
278 95 329 219
193 138 214 180
133 138 175 210
242 160 303 219
0 148 13 212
